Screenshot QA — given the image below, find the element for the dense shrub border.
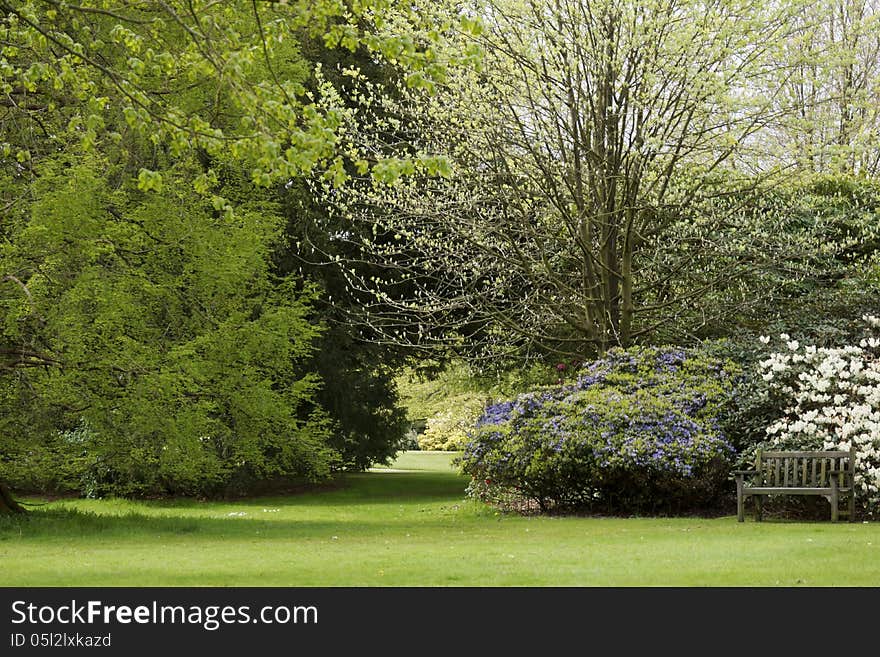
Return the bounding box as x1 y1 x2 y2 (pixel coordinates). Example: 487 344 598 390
458 346 741 514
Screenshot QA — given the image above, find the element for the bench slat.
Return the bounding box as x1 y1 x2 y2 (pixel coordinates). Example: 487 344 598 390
743 487 851 495
756 453 855 488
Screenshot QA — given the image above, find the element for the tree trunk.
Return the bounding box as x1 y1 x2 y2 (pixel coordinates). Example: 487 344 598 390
0 480 25 514
620 208 634 346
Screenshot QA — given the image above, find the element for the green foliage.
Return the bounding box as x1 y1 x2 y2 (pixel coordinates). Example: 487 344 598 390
0 421 91 495
771 176 880 336
695 339 779 458
0 1 461 191
460 346 742 514
275 175 413 471
396 359 566 452
680 176 880 465
396 359 560 420
310 325 409 471
0 154 336 496
396 362 478 421
1 2 420 497
418 392 488 451
681 176 880 347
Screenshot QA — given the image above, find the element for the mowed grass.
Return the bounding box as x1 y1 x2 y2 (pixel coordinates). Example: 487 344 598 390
368 449 460 472
2 451 879 586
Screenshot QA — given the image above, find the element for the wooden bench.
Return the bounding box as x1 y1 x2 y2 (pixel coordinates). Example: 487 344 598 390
734 449 856 522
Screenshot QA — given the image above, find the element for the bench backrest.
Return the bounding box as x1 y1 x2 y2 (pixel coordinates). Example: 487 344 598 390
756 449 856 488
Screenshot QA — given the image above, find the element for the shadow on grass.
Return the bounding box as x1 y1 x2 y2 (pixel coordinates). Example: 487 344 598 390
0 505 479 541
130 471 469 510
0 470 474 540
0 508 205 537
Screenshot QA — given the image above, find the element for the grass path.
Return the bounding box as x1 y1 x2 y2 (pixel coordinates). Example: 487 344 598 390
2 451 879 586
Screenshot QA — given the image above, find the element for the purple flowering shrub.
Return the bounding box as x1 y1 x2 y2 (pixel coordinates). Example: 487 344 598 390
459 346 740 514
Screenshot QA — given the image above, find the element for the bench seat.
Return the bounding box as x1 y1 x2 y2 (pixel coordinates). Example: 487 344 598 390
744 487 851 495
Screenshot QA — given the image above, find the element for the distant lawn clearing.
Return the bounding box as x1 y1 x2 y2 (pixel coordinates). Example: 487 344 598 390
368 450 460 472
1 451 879 586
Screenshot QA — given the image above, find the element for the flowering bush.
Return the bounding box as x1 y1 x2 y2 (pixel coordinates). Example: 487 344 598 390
756 316 880 514
418 392 489 450
458 346 740 513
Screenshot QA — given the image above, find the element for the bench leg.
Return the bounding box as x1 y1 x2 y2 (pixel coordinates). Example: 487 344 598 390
755 496 763 522
849 489 856 523
736 478 744 522
831 480 839 523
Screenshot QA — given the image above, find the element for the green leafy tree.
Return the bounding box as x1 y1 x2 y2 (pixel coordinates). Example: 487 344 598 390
0 0 458 508
0 1 465 191
0 153 335 496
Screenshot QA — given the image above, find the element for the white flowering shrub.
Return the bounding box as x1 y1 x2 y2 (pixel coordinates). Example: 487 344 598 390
758 315 880 514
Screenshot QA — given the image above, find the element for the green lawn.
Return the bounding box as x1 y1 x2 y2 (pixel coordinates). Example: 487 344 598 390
2 451 879 586
368 449 461 472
